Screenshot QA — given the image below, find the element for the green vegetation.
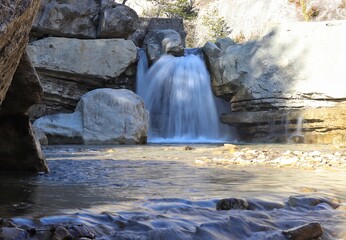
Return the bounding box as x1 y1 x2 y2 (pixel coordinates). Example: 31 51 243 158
288 0 319 21
142 0 198 20
202 8 230 40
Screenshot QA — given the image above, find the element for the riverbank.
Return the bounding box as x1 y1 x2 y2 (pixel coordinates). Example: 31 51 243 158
62 143 346 171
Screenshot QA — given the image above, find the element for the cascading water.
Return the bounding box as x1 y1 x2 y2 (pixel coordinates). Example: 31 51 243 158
137 48 230 143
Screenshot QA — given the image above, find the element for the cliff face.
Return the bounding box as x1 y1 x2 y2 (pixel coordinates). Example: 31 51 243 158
0 0 49 172
194 0 345 45
203 21 346 144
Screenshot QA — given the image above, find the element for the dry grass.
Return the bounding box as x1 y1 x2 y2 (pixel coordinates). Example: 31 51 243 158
339 0 346 9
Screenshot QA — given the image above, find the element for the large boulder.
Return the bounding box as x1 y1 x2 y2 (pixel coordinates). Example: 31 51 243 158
27 37 138 117
204 20 346 111
144 29 184 63
98 2 140 39
34 89 149 145
32 0 100 39
27 37 137 81
0 0 49 173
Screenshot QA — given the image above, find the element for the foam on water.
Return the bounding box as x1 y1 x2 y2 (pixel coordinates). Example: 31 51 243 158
137 49 232 143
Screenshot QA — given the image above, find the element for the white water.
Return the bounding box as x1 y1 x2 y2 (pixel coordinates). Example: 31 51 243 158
137 49 231 143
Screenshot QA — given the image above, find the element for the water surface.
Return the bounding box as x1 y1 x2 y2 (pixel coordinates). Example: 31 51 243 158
0 145 345 239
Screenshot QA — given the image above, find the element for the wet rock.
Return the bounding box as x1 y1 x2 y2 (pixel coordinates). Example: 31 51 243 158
0 227 28 240
287 195 340 209
66 225 95 239
52 226 73 240
34 89 149 145
216 198 249 210
144 29 184 63
0 219 17 228
282 222 323 240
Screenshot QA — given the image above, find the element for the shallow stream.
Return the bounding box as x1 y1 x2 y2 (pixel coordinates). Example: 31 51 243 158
1 145 346 239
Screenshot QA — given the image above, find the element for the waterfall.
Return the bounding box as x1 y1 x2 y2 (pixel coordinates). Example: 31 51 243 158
136 48 231 143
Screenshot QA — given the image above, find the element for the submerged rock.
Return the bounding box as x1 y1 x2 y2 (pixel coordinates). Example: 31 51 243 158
34 89 149 145
282 222 323 240
0 227 28 240
216 198 249 210
287 195 340 209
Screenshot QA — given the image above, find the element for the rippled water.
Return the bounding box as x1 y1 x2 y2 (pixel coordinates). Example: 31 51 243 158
1 145 346 239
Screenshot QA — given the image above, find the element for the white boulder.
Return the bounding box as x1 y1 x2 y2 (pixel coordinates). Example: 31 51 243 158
34 89 149 144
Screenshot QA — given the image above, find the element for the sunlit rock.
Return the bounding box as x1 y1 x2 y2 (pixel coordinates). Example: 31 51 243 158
32 0 99 38
204 21 346 110
282 222 323 240
34 89 149 145
27 37 137 117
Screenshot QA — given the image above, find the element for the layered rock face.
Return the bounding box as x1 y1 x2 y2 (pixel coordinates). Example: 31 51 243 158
28 0 140 119
204 21 346 143
34 89 149 145
0 1 49 172
27 37 137 117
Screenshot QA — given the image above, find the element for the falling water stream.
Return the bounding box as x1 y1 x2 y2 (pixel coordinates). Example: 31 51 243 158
137 49 231 143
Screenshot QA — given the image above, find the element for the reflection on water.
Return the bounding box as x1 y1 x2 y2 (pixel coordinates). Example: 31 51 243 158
0 145 346 239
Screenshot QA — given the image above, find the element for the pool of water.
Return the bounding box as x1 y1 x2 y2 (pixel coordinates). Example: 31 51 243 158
0 145 345 239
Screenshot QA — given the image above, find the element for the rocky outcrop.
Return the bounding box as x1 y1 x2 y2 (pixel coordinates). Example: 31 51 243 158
32 0 140 39
204 21 346 110
144 29 184 63
204 21 346 144
34 89 149 145
220 102 346 144
0 1 49 173
27 37 137 117
27 1 142 118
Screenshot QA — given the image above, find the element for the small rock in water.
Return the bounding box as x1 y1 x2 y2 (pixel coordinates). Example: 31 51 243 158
52 226 73 240
184 146 194 150
282 222 323 240
66 224 95 239
287 195 340 209
0 219 17 228
216 198 249 210
0 227 28 240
